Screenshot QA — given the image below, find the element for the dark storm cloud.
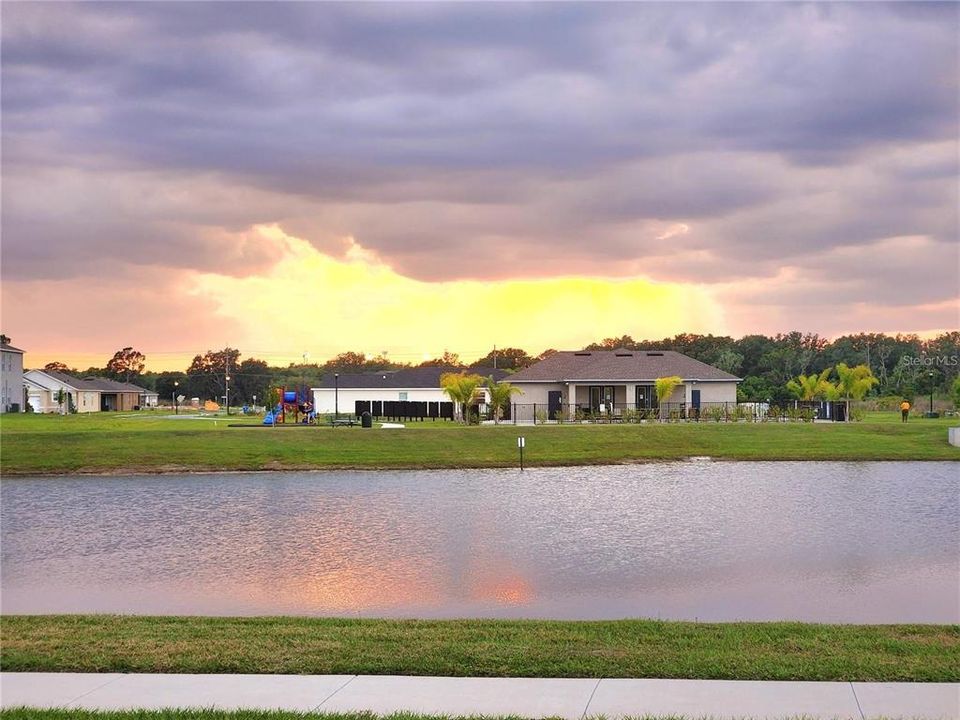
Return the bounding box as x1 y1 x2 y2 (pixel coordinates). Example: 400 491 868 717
2 1 957 322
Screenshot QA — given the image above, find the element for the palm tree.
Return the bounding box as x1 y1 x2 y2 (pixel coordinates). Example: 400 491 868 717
654 376 683 420
485 377 522 424
834 363 878 421
786 368 834 401
440 372 484 424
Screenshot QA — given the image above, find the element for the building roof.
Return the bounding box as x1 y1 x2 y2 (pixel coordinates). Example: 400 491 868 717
26 370 150 393
24 375 56 391
507 349 740 383
314 365 509 390
80 377 150 394
1 342 25 354
30 369 105 391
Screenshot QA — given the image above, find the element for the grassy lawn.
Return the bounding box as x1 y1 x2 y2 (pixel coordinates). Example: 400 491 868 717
0 411 957 474
0 713 679 720
2 615 957 682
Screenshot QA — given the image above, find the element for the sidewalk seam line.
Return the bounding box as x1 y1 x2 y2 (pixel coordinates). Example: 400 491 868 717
312 675 358 711
64 674 127 708
849 681 865 720
580 677 602 719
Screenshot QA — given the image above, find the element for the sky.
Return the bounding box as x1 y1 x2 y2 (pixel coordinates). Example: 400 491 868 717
2 2 958 371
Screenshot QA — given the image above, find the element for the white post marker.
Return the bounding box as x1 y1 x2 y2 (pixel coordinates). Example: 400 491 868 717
517 436 525 471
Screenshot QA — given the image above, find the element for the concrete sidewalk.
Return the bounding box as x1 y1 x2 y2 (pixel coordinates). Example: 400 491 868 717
1 673 957 719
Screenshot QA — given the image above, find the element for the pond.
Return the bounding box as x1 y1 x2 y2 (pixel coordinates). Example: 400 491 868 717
1 461 957 622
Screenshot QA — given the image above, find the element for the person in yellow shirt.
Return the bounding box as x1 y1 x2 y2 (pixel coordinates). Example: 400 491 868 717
900 399 911 422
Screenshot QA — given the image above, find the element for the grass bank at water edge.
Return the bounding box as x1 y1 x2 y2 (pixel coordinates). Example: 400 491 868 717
1 411 957 474
2 615 957 682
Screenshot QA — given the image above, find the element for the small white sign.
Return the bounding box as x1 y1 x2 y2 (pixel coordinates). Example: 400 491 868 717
517 436 525 448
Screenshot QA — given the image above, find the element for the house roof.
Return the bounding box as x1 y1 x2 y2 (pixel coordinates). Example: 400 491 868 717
24 375 56 391
81 377 149 394
314 365 509 390
26 370 150 393
29 369 105 391
507 349 740 383
1 342 25 354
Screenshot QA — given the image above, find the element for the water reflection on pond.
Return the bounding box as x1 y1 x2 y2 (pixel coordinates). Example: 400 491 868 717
1 461 957 622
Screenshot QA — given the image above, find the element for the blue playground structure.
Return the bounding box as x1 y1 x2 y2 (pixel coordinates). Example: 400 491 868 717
263 387 316 425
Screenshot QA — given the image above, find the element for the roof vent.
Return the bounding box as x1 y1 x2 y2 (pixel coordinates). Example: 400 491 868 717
615 352 633 357
574 352 592 356
646 352 664 356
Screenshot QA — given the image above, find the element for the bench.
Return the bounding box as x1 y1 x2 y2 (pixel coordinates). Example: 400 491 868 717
330 417 359 427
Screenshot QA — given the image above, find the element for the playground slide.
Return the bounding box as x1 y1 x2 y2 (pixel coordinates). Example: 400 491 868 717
263 403 283 425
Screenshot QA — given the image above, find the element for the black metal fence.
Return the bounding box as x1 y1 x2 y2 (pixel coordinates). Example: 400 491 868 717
501 400 845 424
345 399 847 424
353 400 455 421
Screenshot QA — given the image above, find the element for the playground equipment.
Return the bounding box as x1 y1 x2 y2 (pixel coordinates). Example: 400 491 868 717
263 387 316 425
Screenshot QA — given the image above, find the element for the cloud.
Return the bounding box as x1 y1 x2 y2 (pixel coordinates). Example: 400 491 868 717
1 2 957 351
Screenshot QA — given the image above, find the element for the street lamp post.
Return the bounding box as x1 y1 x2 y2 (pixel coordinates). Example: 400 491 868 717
173 381 179 415
334 372 339 419
929 371 935 415
225 374 230 415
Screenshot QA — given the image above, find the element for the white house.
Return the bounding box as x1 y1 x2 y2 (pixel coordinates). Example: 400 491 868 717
139 389 160 408
507 348 740 420
23 370 102 413
311 365 509 415
1 340 25 413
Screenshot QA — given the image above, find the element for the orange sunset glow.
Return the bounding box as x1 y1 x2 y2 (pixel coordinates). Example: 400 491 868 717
1 3 957 370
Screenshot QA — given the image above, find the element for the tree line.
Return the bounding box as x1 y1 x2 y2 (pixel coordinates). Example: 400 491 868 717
39 330 959 405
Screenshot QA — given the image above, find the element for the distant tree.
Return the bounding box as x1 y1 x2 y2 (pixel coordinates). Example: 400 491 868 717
186 348 241 401
587 335 641 351
419 350 464 368
44 361 70 373
234 358 270 404
155 372 188 404
786 368 834 401
537 349 558 360
834 363 878 421
923 331 960 389
952 376 960 410
737 376 771 402
106 347 146 383
440 372 483 424
474 347 536 370
485 377 522 424
714 349 744 375
654 376 683 419
0 334 9 345
323 351 370 371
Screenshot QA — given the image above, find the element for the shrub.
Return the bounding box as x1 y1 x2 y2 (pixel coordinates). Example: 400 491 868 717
706 405 726 422
534 409 548 425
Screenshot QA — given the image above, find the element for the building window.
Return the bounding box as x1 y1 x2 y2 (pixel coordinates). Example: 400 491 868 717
588 385 615 413
399 392 408 401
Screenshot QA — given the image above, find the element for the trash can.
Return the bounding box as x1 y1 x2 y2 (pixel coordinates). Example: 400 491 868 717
361 411 372 428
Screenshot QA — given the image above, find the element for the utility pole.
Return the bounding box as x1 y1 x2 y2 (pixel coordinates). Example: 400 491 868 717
494 345 497 370
225 354 230 416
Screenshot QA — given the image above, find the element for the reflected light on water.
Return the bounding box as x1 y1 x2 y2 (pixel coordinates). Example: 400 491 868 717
1 461 957 622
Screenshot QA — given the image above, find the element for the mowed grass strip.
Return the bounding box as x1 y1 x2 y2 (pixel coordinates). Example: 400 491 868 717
0 711 681 720
2 616 957 682
1 412 957 474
